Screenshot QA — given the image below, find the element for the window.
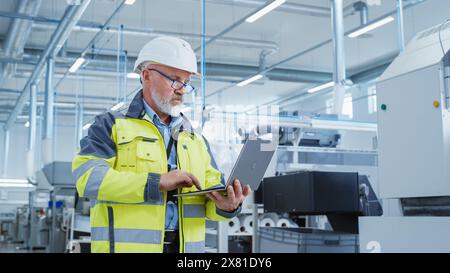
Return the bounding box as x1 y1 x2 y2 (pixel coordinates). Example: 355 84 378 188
368 85 377 114
342 93 353 119
325 93 353 118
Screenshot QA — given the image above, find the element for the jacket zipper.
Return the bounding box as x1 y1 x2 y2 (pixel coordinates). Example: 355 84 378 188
139 118 175 251
107 206 115 253
176 143 185 253
139 117 192 252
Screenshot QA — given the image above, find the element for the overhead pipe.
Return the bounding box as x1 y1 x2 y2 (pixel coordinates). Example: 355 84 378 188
205 62 331 83
13 65 266 85
54 0 133 91
11 0 42 57
0 0 42 84
193 0 283 53
353 1 368 25
330 0 346 115
182 0 360 18
27 84 37 151
0 0 28 84
44 57 54 140
8 46 333 83
14 109 100 118
200 0 207 128
0 10 59 24
14 101 107 111
207 112 377 132
1 1 427 112
3 0 92 131
206 0 426 98
1 130 10 177
42 57 54 165
205 0 330 17
26 83 37 179
396 0 406 52
117 24 126 104
76 103 83 150
29 19 279 53
0 87 118 102
249 53 397 112
259 50 270 72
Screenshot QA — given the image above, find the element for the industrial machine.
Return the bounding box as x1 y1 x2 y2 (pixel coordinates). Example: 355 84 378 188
0 180 35 244
255 171 382 252
298 114 341 148
277 111 341 148
358 21 450 253
20 161 91 253
39 161 86 253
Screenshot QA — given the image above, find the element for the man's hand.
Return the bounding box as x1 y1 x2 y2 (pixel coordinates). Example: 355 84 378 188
159 170 202 192
206 179 251 212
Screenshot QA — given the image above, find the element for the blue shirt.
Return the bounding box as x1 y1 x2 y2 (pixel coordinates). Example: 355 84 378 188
143 99 183 230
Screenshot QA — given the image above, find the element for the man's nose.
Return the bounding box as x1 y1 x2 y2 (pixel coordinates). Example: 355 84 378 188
174 88 184 96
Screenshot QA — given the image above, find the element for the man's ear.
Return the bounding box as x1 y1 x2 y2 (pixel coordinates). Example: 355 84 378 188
141 70 150 83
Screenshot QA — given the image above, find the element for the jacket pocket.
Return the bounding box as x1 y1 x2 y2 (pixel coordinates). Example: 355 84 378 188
116 136 160 172
136 140 163 173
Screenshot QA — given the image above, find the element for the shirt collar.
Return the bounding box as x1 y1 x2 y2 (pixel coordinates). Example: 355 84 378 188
142 98 183 128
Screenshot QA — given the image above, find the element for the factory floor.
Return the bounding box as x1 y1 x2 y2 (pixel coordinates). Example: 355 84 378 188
0 242 46 253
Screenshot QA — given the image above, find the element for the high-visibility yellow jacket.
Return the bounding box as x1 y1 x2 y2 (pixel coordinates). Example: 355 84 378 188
72 90 240 253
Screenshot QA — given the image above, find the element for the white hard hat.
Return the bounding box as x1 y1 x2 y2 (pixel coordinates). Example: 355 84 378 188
134 36 200 76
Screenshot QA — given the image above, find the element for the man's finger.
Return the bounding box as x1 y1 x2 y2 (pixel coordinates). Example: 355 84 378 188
210 191 225 203
181 175 193 188
182 175 192 184
234 180 243 200
227 185 236 202
186 173 202 190
243 185 252 196
206 193 217 201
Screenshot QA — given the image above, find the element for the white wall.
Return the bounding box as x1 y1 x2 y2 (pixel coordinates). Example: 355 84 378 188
1 115 81 179
2 123 35 179
0 129 4 177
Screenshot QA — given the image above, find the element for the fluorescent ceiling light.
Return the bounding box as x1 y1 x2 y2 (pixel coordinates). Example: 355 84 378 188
127 72 140 79
0 178 33 188
69 57 85 73
0 183 34 188
348 16 395 38
24 121 30 127
0 178 29 184
110 102 125 111
82 123 92 130
124 0 136 5
308 81 335 93
237 74 263 87
246 0 286 23
311 119 377 132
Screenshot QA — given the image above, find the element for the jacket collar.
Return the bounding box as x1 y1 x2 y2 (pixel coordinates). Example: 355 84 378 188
126 89 195 135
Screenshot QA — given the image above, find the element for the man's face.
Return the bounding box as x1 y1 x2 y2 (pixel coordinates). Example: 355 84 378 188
142 63 191 112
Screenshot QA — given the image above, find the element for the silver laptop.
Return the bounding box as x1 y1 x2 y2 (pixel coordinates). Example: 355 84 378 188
173 137 276 197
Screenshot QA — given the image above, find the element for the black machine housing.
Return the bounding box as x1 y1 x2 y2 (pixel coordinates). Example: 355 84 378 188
255 171 382 234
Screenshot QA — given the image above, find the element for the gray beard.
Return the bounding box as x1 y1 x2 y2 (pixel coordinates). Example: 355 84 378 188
151 91 183 117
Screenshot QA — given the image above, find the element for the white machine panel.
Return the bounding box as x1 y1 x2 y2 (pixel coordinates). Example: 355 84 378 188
359 217 450 253
379 22 450 82
377 64 450 198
